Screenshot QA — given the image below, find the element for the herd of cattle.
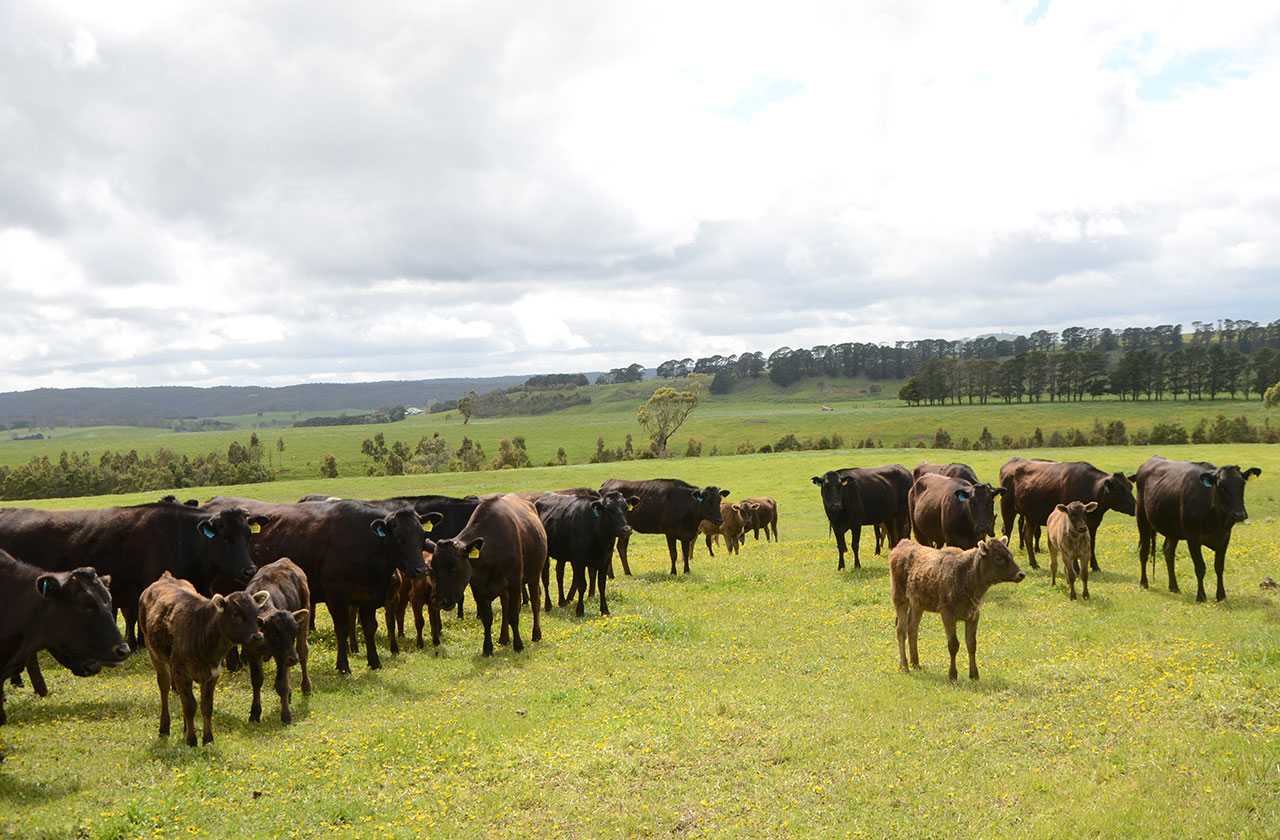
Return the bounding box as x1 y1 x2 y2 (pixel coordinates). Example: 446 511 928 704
0 454 1261 750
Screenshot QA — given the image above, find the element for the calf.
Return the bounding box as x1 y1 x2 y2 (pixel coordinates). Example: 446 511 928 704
1136 455 1261 602
430 496 549 656
698 501 755 556
1046 502 1097 601
346 569 412 656
137 572 268 746
243 559 311 725
741 497 778 542
0 552 130 726
908 474 1004 549
890 537 1024 680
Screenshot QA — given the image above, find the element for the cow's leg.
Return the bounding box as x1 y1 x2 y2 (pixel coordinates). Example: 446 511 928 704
153 656 171 736
616 534 633 576
503 580 525 653
894 607 910 672
1000 491 1017 546
873 523 884 554
666 535 679 575
1163 537 1180 594
587 566 597 597
598 567 609 616
964 616 980 680
428 603 442 647
8 672 20 689
174 672 198 747
541 558 552 611
1087 521 1101 573
1079 550 1089 600
123 606 142 650
329 600 353 674
457 600 464 620
274 659 293 725
359 604 381 669
346 605 360 653
704 533 715 557
528 570 542 644
497 589 511 647
1186 541 1209 603
199 677 217 745
557 558 569 607
851 526 862 569
248 651 265 723
384 603 399 656
907 606 922 669
1049 541 1059 587
941 610 960 680
296 623 312 695
834 526 848 571
413 598 426 648
573 563 588 617
0 684 6 726
1137 514 1152 589
1213 545 1223 604
681 537 694 573
477 596 496 657
26 655 47 697
1024 521 1040 569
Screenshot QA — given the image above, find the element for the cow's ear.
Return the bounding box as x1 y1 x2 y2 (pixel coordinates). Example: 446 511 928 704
955 489 971 502
248 515 269 534
465 538 484 560
1055 504 1068 514
840 477 852 486
992 487 1005 498
371 519 390 538
1199 472 1216 488
719 489 730 498
99 574 111 590
198 519 218 539
591 501 603 518
420 512 444 533
1084 501 1099 512
1127 474 1138 483
35 574 61 599
750 503 760 510
627 496 640 511
253 590 271 608
997 535 1009 545
810 476 822 486
292 609 310 626
1103 478 1113 494
211 594 226 613
423 538 437 554
1246 467 1262 480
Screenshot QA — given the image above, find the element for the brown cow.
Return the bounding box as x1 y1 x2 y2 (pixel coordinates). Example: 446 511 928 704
243 559 311 725
1135 456 1261 602
429 496 548 657
0 552 130 727
1046 501 1097 601
890 537 1024 680
741 497 779 542
137 572 269 746
698 501 755 556
908 474 1004 549
912 461 981 484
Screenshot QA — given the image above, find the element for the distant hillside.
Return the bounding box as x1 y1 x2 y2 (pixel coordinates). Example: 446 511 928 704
0 377 536 421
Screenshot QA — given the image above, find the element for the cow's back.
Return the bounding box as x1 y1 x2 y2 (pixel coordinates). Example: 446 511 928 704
600 478 695 535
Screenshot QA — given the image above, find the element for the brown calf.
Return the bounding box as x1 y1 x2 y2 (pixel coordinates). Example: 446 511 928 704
698 501 755 556
244 558 311 724
889 537 1024 680
1047 501 1098 601
741 497 779 542
138 572 268 746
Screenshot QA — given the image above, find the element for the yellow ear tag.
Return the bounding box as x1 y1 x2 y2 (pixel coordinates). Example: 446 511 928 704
467 547 480 559
250 523 261 534
422 521 434 532
627 504 635 511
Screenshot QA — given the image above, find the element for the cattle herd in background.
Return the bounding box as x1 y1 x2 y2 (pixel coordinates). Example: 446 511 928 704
0 454 1261 751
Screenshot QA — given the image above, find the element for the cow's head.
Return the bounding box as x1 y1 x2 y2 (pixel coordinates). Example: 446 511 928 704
1200 465 1261 523
731 501 759 531
1054 500 1097 535
955 482 1004 539
976 536 1024 584
429 537 482 611
253 600 307 667
197 507 269 583
692 487 729 525
370 509 440 578
36 566 130 674
1100 472 1137 516
213 590 270 646
811 471 849 511
594 491 636 539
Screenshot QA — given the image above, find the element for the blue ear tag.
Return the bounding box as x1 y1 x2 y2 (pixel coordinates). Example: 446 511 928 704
200 523 216 539
39 578 53 597
374 522 388 537
956 490 970 502
695 493 704 503
593 507 600 518
1201 477 1215 488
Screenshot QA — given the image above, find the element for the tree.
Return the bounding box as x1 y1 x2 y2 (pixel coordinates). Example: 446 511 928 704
319 454 339 478
637 385 700 458
457 391 477 424
1265 381 1280 409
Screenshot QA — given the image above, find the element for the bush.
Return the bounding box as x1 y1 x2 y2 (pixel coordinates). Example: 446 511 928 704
933 427 952 449
775 434 802 452
1148 422 1189 445
319 454 339 479
685 439 703 457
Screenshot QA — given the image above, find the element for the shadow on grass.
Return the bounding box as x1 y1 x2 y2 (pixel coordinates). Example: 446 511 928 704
0 769 82 802
4 696 136 727
901 667 1019 695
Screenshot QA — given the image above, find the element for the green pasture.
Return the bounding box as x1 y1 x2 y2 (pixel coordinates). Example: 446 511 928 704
2 445 1279 838
0 382 1273 485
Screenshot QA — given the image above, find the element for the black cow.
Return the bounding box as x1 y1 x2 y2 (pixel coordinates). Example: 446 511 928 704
599 479 729 575
532 490 637 616
0 551 130 726
811 465 912 570
1135 455 1261 602
0 502 267 651
205 497 437 673
999 458 1137 571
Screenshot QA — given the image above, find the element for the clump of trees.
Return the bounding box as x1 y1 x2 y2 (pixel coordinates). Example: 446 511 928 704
295 406 407 427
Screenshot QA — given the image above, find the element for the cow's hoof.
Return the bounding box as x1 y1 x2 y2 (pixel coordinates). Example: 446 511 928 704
187 734 198 747
202 733 213 746
249 708 262 723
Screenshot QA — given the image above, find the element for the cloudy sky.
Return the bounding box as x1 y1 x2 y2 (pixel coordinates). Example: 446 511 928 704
1 1 1278 391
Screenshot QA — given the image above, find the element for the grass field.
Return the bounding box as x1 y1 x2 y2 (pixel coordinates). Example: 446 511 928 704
1 445 1278 838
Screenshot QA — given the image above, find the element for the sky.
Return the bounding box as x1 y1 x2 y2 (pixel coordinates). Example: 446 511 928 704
1 1 1278 391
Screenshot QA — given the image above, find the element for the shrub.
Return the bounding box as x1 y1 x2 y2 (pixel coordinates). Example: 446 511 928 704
933 427 952 449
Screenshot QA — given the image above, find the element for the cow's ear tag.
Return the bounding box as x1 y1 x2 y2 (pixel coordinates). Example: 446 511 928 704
627 503 635 511
1202 477 1215 488
467 547 480 559
38 577 54 597
592 507 601 518
250 522 262 534
200 522 217 539
422 521 434 533
694 493 704 503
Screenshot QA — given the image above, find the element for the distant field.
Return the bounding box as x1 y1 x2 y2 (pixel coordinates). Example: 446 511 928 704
1 446 1278 837
0 378 1272 486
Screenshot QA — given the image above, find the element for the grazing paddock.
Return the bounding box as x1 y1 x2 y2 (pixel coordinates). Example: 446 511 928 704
1 446 1279 838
